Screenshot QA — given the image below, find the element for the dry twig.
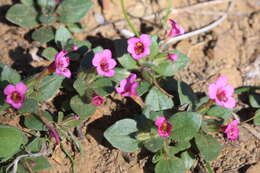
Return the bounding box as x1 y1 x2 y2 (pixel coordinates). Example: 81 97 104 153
242 123 260 140
6 151 50 173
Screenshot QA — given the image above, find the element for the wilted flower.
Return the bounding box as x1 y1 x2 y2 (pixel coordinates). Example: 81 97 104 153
91 95 105 106
4 82 27 109
127 34 152 59
54 50 71 78
168 19 185 37
224 120 239 140
208 75 236 108
168 53 178 61
155 116 172 137
92 49 117 77
116 74 138 97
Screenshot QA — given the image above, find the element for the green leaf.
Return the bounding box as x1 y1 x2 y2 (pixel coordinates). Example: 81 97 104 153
207 105 232 123
31 75 64 101
137 81 151 96
249 94 260 108
150 35 159 58
181 152 195 169
66 39 91 52
73 79 86 96
177 80 197 110
67 23 83 33
6 4 38 28
41 47 58 61
70 95 96 119
118 54 138 70
38 14 56 24
111 68 130 82
25 137 43 153
195 134 222 161
19 98 38 114
25 156 51 171
0 125 24 159
254 109 260 125
92 78 114 96
145 86 174 111
169 140 191 155
21 0 34 6
1 65 21 84
32 26 54 44
55 24 72 48
57 0 94 23
155 157 185 173
24 112 53 131
154 50 189 76
169 112 202 141
143 136 164 153
80 46 103 70
104 119 139 152
61 118 82 128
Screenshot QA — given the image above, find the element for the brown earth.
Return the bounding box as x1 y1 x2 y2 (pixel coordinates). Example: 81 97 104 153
0 0 260 172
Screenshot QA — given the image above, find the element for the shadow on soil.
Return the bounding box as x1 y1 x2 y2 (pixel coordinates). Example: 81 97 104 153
9 46 43 78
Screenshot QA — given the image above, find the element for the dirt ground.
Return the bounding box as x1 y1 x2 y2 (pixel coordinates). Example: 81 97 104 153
0 0 260 172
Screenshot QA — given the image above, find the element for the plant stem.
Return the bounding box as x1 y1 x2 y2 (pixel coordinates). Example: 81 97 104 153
120 0 139 37
196 99 214 114
205 162 214 173
60 142 76 173
241 116 256 124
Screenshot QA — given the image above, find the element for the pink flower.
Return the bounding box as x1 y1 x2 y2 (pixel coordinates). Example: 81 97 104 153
168 19 185 37
91 95 105 106
71 45 78 51
54 50 71 78
155 116 172 137
208 76 236 109
224 120 239 140
127 34 152 59
168 53 178 61
92 49 117 77
4 82 27 109
116 74 138 97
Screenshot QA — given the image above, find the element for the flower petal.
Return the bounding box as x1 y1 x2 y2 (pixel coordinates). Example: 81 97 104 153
15 82 27 95
3 84 15 95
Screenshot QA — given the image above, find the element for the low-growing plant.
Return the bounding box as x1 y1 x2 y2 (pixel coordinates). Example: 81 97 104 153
0 0 260 173
6 0 93 48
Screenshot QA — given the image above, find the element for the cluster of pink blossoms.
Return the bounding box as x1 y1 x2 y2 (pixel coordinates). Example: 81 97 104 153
208 76 236 109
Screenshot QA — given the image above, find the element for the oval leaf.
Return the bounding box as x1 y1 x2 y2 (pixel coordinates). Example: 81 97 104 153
104 119 139 152
57 0 93 23
169 112 202 141
0 125 24 159
145 86 174 112
6 4 38 28
195 134 222 161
